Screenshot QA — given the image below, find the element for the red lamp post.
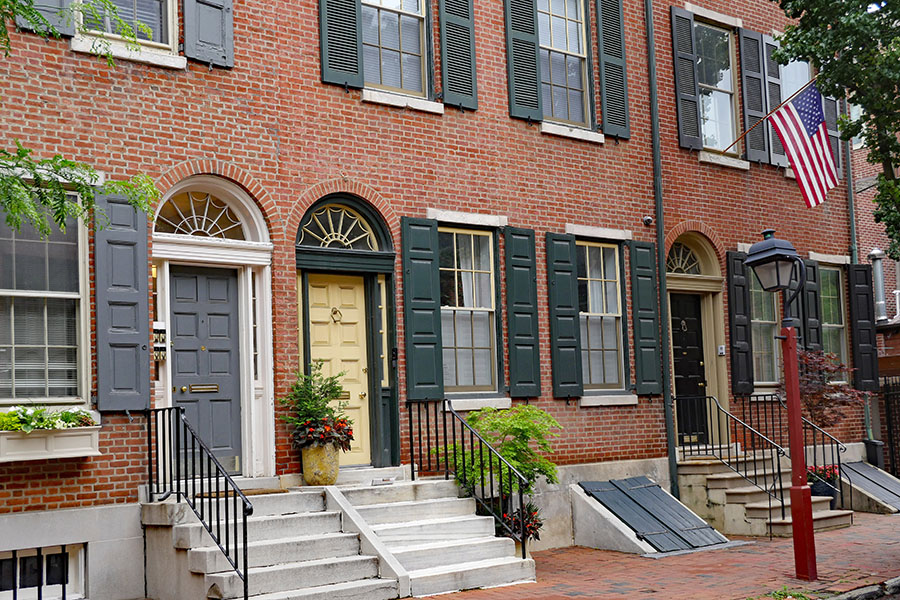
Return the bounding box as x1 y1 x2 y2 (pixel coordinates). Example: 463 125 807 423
745 229 817 581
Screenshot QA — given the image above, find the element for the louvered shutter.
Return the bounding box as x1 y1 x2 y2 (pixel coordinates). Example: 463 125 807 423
319 0 364 88
546 233 583 398
727 252 754 395
848 264 879 391
504 0 542 121
596 0 630 138
183 0 234 67
95 194 150 412
631 242 662 395
505 228 541 397
671 7 701 150
739 29 769 163
16 0 74 36
801 260 822 352
401 218 444 400
823 97 843 179
440 0 478 110
763 36 788 167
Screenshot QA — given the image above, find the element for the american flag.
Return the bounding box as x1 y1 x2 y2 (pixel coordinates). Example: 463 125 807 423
770 83 839 208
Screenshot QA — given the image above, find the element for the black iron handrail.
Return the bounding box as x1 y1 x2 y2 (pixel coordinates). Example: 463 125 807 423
146 407 253 600
407 399 529 558
881 376 900 477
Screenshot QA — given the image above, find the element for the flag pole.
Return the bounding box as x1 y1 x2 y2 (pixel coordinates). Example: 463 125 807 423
721 75 818 155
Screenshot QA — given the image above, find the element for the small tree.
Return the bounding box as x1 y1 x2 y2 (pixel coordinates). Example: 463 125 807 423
780 349 869 428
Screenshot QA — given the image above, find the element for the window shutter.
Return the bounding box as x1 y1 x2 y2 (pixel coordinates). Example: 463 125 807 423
183 0 234 68
848 264 879 391
505 227 541 397
631 242 662 395
727 251 754 395
94 194 150 412
670 7 701 150
440 0 478 110
546 233 583 398
823 97 843 179
801 259 822 352
16 0 74 37
319 0 364 88
504 0 542 121
739 29 768 163
596 0 630 138
401 217 444 400
763 36 788 167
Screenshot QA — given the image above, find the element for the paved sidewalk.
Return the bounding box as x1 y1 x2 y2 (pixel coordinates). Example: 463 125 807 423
424 512 900 600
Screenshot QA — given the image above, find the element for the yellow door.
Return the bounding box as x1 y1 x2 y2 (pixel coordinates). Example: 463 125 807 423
307 274 371 466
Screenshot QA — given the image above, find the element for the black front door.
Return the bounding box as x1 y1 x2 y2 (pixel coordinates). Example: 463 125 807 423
671 293 708 444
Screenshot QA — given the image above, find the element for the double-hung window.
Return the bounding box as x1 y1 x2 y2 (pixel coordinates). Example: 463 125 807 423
694 21 736 151
820 267 848 365
83 0 170 45
576 242 623 390
362 0 426 95
749 274 779 385
538 0 589 125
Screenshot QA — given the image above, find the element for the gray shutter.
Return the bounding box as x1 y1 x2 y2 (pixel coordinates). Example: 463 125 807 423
504 0 542 121
763 36 788 167
631 242 662 395
801 259 822 352
95 194 150 412
401 217 444 400
546 233 583 398
183 0 234 68
16 0 74 37
727 251 754 395
823 97 843 179
848 264 879 391
505 228 541 397
319 0 364 88
440 0 478 110
671 7 701 150
596 0 630 138
739 29 769 163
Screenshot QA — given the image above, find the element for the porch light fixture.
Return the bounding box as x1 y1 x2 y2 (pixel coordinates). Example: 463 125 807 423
744 229 803 293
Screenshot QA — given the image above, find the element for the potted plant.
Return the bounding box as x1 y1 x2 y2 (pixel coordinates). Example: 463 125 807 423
279 362 354 486
0 405 101 463
807 465 840 509
500 501 543 557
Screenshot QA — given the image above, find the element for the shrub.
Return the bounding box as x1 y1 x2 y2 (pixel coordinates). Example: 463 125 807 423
779 349 868 428
279 362 354 451
0 406 94 433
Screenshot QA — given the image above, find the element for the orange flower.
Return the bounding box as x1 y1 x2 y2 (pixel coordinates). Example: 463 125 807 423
324 425 331 432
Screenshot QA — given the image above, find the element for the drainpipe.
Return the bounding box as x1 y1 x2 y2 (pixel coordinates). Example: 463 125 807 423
870 248 888 323
643 0 679 498
846 137 859 264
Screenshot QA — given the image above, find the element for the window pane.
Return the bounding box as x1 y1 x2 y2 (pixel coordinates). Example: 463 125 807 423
474 349 492 386
576 245 587 278
363 44 381 85
381 49 402 88
457 348 474 386
15 241 47 291
550 51 566 86
400 15 420 53
440 271 457 306
473 235 491 271
699 88 734 151
48 241 79 293
589 350 603 384
442 348 457 386
47 299 77 346
15 346 46 397
438 232 454 268
402 0 420 12
380 10 400 49
0 297 9 345
566 56 582 90
457 271 474 306
550 0 565 14
0 345 11 397
135 0 164 42
551 16 567 49
581 349 590 383
456 233 473 270
383 0 401 9
538 0 549 10
578 278 588 312
566 0 579 19
0 238 12 289
48 347 77 396
605 282 618 314
455 310 473 347
588 246 603 280
472 311 491 347
604 350 619 384
15 298 45 346
580 315 589 348
695 23 732 90
552 86 567 120
589 281 603 313
362 6 379 45
602 316 617 350
475 273 492 309
402 54 422 93
588 316 602 349
567 20 581 53
538 13 551 45
782 60 810 97
441 310 454 342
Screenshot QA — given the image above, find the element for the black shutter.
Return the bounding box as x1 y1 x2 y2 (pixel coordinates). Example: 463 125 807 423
319 0 364 88
505 228 541 397
440 0 478 110
801 259 823 352
504 0 542 121
823 97 843 179
727 251 754 395
95 194 150 412
763 36 788 167
401 217 444 400
596 0 630 138
671 7 701 150
739 29 769 163
183 0 234 67
848 264 879 391
16 0 74 37
546 233 583 397
631 242 662 395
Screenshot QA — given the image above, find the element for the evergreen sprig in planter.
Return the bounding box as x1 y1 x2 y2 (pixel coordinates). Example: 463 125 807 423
0 406 100 463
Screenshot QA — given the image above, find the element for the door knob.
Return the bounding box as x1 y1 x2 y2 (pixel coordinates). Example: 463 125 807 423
698 382 705 388
181 386 187 392
359 392 367 399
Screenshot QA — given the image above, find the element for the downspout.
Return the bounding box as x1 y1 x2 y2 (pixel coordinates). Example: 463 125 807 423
643 0 679 497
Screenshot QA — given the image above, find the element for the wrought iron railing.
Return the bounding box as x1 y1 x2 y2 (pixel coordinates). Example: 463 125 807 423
146 407 253 600
407 399 529 558
882 376 900 477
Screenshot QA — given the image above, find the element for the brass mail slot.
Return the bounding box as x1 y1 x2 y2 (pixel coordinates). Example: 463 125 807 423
338 391 350 400
189 384 219 393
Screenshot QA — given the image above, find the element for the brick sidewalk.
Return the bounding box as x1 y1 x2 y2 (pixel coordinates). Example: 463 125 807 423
425 512 900 600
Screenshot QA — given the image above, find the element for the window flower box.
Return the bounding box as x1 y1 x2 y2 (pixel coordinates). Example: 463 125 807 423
0 426 101 463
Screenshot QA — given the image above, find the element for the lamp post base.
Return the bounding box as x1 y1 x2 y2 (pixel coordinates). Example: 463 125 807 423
790 483 818 580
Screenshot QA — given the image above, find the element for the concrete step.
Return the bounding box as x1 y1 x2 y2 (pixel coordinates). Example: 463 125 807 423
247 578 399 600
408 556 535 597
174 511 342 549
373 515 496 548
767 509 854 537
341 480 460 507
744 496 834 521
724 484 788 505
678 455 786 476
391 536 516 572
192 491 325 519
189 532 360 573
356 497 476 525
706 469 791 490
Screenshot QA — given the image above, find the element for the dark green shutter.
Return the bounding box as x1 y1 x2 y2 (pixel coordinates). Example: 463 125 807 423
739 29 768 163
505 228 541 397
671 7 701 150
16 0 74 37
801 260 822 352
319 0 364 88
401 217 444 400
631 242 662 395
504 0 542 121
823 97 843 179
727 251 754 395
183 0 234 67
440 0 478 110
848 264 879 391
596 0 630 138
546 233 582 397
763 36 789 167
95 194 150 412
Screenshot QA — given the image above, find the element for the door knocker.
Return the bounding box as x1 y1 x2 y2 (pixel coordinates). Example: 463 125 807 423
331 307 343 323
680 319 688 332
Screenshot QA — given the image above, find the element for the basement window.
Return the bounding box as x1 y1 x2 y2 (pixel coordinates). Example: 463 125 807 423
0 544 85 600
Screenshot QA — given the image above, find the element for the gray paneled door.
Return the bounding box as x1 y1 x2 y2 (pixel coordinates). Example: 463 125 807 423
170 266 242 474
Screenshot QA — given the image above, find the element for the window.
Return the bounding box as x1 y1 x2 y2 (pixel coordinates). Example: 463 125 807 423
750 275 779 384
820 267 847 365
694 22 735 151
538 0 589 125
83 0 169 44
362 0 426 95
439 229 496 392
782 60 810 98
576 242 623 390
849 103 865 149
0 544 85 600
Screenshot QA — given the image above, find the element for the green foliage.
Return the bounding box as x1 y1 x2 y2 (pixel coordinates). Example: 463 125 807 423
779 349 868 427
279 362 354 451
0 411 21 431
0 405 95 433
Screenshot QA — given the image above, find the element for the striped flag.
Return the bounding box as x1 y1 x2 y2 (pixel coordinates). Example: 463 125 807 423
770 83 839 208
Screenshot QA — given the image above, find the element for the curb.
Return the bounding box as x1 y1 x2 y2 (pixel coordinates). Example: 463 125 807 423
824 577 900 600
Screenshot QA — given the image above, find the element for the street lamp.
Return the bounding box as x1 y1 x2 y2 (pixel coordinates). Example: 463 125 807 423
745 229 817 582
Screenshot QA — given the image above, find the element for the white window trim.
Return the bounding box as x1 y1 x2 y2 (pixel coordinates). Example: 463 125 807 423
447 397 512 411
565 224 632 241
749 278 780 386
540 122 605 144
426 208 508 228
0 543 87 599
820 265 849 380
361 89 444 114
809 252 851 265
693 20 739 155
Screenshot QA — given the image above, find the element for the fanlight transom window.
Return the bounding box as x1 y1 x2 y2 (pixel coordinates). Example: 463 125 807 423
666 242 701 275
298 204 379 251
155 192 246 240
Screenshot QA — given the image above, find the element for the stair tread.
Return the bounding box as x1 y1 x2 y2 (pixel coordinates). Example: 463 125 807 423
372 514 493 531
177 510 340 528
744 496 835 509
725 484 786 495
767 509 853 525
339 480 450 494
247 578 398 600
391 536 507 554
243 554 377 576
357 496 471 511
191 532 358 554
408 555 532 578
707 469 789 480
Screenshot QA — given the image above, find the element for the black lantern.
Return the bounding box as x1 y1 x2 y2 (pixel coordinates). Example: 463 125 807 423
744 229 802 292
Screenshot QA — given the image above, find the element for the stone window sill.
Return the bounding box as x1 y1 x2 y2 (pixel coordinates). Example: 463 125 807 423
0 426 102 463
540 122 605 144
71 35 186 69
578 393 639 408
446 397 512 411
361 89 444 115
698 151 750 171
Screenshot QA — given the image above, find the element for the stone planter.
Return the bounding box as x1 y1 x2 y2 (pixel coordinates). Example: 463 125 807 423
514 540 533 559
809 479 838 509
301 444 340 486
0 426 102 463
